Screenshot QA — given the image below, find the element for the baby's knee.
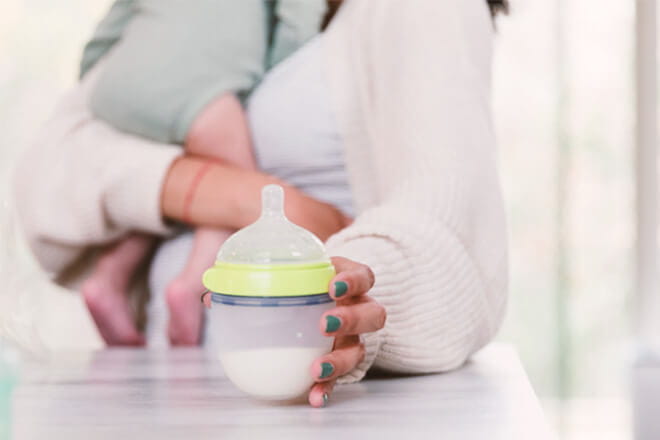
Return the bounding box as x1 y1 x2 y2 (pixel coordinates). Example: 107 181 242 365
185 94 255 168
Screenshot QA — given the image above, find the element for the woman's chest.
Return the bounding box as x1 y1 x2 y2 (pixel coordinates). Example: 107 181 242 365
247 36 355 216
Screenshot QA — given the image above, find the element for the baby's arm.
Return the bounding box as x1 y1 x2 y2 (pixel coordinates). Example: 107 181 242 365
184 94 256 170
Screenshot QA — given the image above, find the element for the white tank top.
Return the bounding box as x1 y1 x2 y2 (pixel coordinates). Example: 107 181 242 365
247 35 355 218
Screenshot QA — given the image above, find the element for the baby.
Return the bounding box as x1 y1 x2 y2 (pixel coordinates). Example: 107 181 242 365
79 0 328 346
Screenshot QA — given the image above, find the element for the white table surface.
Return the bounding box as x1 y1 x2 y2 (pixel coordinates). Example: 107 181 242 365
9 343 553 440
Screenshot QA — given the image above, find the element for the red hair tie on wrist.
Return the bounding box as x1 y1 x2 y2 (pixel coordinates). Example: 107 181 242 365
181 162 214 224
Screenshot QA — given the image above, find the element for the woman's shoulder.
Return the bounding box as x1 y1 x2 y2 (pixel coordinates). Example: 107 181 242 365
327 0 492 34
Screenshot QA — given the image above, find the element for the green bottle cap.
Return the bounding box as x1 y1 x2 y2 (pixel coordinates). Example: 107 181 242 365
202 185 336 297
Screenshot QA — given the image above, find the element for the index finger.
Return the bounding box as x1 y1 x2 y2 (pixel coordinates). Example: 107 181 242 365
329 256 375 300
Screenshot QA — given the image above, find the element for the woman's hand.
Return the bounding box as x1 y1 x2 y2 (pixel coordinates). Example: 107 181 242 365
308 256 385 408
201 255 383 405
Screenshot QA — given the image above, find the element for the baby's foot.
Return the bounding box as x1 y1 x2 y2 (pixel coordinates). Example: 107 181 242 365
82 277 145 346
166 278 204 346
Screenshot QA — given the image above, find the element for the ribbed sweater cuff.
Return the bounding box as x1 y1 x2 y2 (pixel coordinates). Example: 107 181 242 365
105 144 182 235
326 234 409 384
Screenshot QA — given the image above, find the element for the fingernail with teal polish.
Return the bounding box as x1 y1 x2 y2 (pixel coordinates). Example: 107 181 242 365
320 362 334 378
325 315 341 333
334 281 348 297
322 393 329 407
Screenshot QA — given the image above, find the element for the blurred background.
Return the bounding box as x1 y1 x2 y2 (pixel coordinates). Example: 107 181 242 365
0 0 648 438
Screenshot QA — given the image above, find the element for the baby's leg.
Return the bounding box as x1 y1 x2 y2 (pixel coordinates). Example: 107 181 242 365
167 93 255 345
185 93 256 168
166 227 231 345
82 234 155 346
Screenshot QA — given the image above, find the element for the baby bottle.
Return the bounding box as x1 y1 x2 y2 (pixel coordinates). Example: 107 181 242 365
202 184 336 400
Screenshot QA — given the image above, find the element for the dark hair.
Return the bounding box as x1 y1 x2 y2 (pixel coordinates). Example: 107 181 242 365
321 1 342 31
487 0 510 17
322 1 509 30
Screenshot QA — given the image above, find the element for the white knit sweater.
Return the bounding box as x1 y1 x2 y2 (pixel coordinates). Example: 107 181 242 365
13 0 507 384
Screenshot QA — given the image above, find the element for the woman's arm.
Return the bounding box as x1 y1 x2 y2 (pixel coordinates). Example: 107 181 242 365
322 0 507 384
161 156 349 239
12 60 348 285
12 60 180 278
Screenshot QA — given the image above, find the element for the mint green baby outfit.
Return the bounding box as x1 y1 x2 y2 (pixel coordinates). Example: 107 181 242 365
81 0 325 144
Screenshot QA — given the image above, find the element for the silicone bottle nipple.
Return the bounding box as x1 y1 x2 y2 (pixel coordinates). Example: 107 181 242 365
261 184 286 219
212 184 329 265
